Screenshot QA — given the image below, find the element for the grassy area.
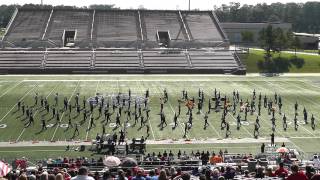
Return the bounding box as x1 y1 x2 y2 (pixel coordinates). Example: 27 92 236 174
241 49 320 73
0 75 320 162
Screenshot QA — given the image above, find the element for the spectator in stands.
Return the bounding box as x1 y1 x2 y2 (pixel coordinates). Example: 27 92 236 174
132 169 145 180
204 169 212 180
40 172 49 180
49 174 56 180
19 173 28 180
223 166 235 179
71 167 94 180
158 170 168 180
305 165 315 180
311 173 320 180
265 167 276 177
169 167 177 179
173 172 190 180
56 173 64 180
243 170 250 178
313 155 320 171
212 169 220 180
126 169 133 180
102 171 112 180
146 169 158 180
275 162 288 177
287 164 308 180
254 166 265 178
117 170 127 180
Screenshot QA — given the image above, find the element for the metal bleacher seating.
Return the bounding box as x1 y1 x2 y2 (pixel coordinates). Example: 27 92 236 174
142 11 187 41
188 50 238 70
183 12 223 42
0 8 245 74
94 11 138 47
0 51 42 69
45 10 92 46
5 10 50 46
45 51 91 69
94 51 140 69
142 50 189 69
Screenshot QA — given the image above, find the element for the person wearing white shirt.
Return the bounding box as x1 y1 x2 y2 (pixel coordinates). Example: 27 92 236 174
71 167 95 180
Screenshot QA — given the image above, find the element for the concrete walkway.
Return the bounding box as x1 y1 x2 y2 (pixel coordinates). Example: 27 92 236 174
0 137 291 147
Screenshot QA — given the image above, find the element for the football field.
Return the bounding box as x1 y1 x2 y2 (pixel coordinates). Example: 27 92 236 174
0 74 320 161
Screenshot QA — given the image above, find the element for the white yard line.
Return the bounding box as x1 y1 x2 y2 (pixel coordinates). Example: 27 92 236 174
0 80 23 99
300 80 320 90
0 84 38 123
204 85 253 138
85 81 100 141
227 112 254 138
283 81 320 107
136 81 156 140
265 81 316 137
16 82 61 142
196 87 226 139
242 81 287 138
50 81 80 141
155 83 191 139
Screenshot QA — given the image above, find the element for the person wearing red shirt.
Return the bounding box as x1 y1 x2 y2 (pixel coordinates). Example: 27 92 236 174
286 165 308 180
275 162 288 177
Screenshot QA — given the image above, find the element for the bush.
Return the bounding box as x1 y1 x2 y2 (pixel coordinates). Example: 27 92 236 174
289 56 305 69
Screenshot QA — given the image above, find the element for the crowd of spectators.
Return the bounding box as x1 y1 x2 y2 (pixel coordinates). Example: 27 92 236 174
3 162 320 180
2 151 320 180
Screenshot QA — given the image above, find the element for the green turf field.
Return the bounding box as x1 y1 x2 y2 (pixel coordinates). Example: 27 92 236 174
241 49 320 73
0 75 320 162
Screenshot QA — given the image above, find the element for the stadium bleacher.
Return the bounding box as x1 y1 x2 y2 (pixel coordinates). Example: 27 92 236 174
0 51 43 69
0 8 245 74
4 9 51 47
44 10 93 47
94 51 140 69
45 51 92 69
142 11 187 42
189 50 239 70
183 12 223 42
142 50 189 69
94 11 139 47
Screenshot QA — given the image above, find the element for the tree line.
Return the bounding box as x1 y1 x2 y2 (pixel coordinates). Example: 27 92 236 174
214 2 320 34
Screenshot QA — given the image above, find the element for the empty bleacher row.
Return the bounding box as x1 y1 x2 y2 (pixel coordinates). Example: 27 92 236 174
182 12 223 42
0 51 43 69
5 10 51 44
95 51 140 69
142 51 189 69
0 50 243 74
189 51 239 70
142 11 186 42
45 51 91 69
45 10 93 46
94 11 139 42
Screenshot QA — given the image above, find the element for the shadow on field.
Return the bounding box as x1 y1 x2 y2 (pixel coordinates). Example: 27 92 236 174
257 56 305 73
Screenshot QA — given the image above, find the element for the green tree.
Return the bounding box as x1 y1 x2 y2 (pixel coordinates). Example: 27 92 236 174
241 31 254 44
274 28 288 55
291 36 301 57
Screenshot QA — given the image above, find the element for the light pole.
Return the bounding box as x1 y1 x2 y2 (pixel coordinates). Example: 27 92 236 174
188 0 190 11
